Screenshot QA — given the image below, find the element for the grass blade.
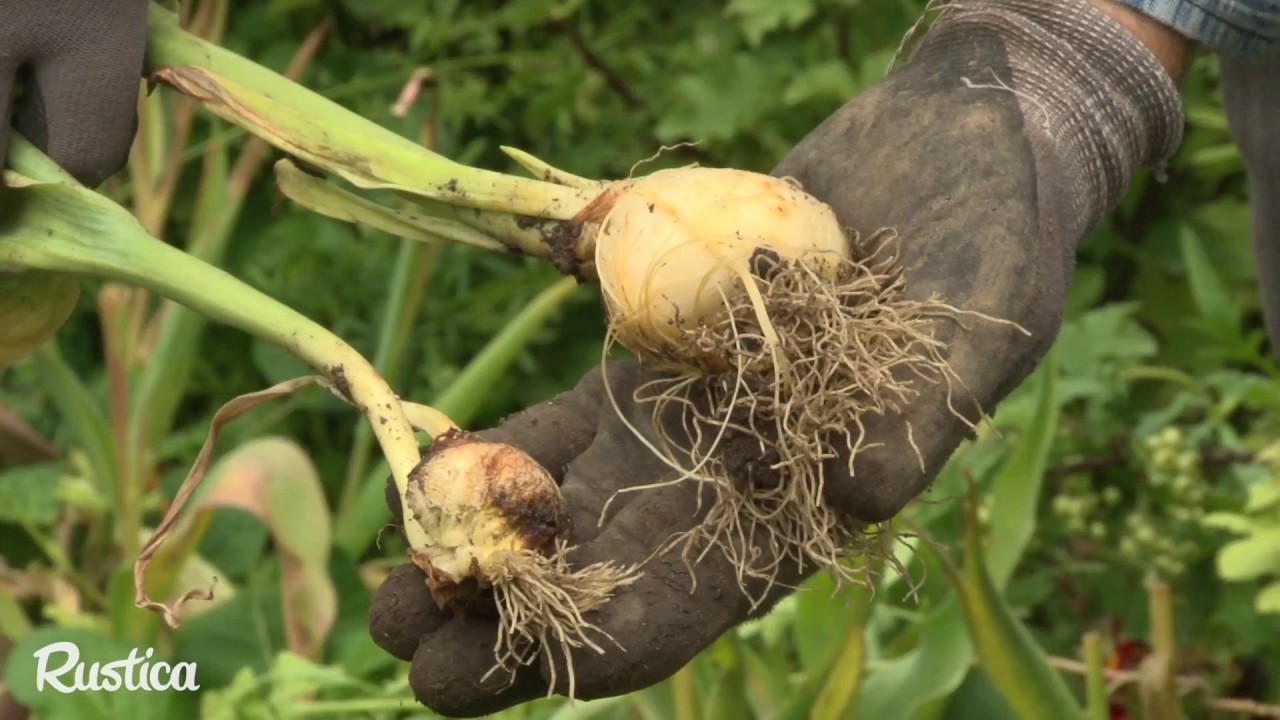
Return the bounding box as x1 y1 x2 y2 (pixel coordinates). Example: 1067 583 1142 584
1082 632 1108 720
809 624 867 720
987 353 1061 587
1179 222 1239 336
942 491 1081 720
431 275 580 425
857 358 1060 718
28 343 115 499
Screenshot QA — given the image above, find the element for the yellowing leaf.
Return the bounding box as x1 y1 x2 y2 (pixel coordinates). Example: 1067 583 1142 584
273 160 506 254
1257 581 1280 614
146 45 590 219
1217 531 1280 581
180 434 336 660
1201 511 1256 535
1245 479 1280 513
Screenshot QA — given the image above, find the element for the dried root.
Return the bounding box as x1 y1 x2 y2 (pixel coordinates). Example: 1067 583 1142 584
603 229 1016 605
484 541 640 698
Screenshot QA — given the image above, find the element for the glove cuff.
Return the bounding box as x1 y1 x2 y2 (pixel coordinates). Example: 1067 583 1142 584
904 0 1185 237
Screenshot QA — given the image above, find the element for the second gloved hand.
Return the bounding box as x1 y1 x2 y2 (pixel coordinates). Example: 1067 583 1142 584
0 0 149 186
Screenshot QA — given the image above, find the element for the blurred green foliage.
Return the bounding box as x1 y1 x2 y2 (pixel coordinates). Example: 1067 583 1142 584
3 1 1280 718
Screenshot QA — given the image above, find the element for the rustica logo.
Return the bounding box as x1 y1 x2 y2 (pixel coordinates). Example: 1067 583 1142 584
31 641 200 693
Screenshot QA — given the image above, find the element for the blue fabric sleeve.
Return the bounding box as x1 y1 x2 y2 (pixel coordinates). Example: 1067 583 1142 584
1112 0 1280 56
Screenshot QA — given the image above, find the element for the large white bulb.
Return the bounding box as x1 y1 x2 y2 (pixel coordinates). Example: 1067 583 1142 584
593 167 851 365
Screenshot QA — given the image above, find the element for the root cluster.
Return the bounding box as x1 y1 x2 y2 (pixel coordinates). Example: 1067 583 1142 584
482 541 640 698
613 229 996 605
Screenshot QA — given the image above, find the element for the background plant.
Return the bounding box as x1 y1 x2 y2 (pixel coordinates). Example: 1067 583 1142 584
2 1 1278 718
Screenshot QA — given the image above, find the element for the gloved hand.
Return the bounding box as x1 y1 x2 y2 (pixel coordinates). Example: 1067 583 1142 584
0 0 149 186
368 1 1184 716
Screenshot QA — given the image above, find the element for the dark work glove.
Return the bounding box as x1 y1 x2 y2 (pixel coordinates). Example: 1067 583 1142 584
368 1 1184 716
0 0 149 186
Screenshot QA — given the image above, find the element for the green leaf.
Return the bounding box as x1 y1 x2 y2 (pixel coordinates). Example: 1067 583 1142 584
1245 480 1280 514
264 652 353 705
810 624 868 720
1256 581 1280 614
791 571 845 669
988 356 1060 587
0 589 32 641
1201 511 1256 535
856 360 1059 719
739 642 793 713
943 495 1082 720
940 670 1021 720
175 564 288 688
198 648 370 720
1184 143 1244 175
26 343 115 506
785 566 877 720
199 664 271 720
656 54 777 142
0 461 63 526
856 590 972 720
1052 303 1156 389
191 437 337 659
1179 222 1240 336
1189 199 1256 283
725 0 817 46
1217 530 1280 581
702 635 749 719
1184 104 1229 131
782 61 859 105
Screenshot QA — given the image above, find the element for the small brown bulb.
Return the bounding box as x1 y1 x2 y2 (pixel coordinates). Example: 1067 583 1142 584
404 429 569 608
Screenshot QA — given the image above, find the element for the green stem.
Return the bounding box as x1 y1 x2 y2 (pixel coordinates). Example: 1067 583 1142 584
274 160 509 254
501 146 604 190
2 138 435 556
337 239 438 523
276 157 563 260
1119 366 1197 387
1081 632 1108 720
98 290 142 562
132 120 232 453
144 5 596 219
1145 577 1181 720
